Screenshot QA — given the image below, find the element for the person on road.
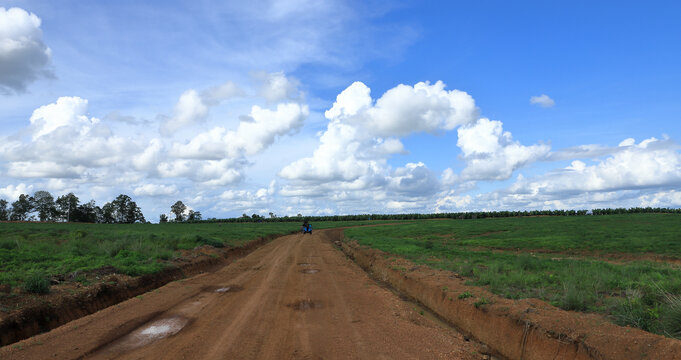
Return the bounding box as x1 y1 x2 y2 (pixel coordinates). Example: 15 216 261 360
302 221 312 234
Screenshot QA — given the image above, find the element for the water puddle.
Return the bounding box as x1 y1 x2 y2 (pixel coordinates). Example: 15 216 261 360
99 316 189 354
301 269 320 274
288 299 322 311
201 285 243 293
298 263 313 266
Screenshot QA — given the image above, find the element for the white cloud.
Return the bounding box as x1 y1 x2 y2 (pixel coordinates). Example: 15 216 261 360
529 94 555 108
465 137 681 210
201 81 244 105
388 162 440 196
171 102 309 160
133 184 178 197
0 183 34 201
253 71 302 103
29 96 95 139
160 89 209 136
7 161 85 178
455 118 550 181
0 7 53 94
280 80 477 185
1 96 141 178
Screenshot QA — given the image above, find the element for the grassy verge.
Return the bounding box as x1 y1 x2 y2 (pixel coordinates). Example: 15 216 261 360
0 220 389 289
344 215 681 338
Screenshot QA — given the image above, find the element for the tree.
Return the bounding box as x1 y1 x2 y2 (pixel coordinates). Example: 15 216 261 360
269 212 276 218
159 214 168 223
171 201 187 222
75 200 98 223
0 199 8 221
56 193 79 222
101 202 116 223
33 191 57 222
187 210 201 221
10 194 33 221
111 194 145 224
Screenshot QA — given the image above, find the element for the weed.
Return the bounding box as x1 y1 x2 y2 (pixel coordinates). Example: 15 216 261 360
474 297 490 308
22 272 50 294
458 291 473 299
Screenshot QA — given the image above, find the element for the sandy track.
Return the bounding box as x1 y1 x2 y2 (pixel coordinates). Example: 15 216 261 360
1 230 483 360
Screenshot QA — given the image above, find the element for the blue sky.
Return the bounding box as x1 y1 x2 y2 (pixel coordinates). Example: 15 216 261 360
1 0 680 220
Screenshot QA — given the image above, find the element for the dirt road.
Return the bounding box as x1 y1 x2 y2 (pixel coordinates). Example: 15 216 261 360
1 229 485 359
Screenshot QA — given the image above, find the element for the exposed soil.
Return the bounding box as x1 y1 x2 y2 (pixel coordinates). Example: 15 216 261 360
339 235 681 360
0 230 489 359
0 234 281 347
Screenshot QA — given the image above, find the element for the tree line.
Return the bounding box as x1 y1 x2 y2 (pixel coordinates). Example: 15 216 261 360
0 191 145 224
189 207 681 223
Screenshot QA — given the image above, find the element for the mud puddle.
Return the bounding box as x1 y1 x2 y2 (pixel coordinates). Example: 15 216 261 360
288 299 322 311
298 263 314 266
301 269 320 274
96 315 190 355
201 285 243 293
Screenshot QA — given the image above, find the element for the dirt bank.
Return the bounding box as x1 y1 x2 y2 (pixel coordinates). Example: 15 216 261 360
336 231 681 360
0 233 282 347
0 229 489 359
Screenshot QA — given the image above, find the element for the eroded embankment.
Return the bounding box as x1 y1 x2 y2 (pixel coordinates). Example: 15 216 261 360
0 233 283 347
334 230 681 360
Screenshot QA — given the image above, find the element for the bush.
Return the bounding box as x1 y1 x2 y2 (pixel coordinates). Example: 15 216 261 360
23 272 50 294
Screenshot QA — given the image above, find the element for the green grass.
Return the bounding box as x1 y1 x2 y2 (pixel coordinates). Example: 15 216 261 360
344 214 681 338
0 220 385 288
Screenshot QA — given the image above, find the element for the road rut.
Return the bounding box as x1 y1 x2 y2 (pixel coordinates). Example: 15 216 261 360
1 229 485 359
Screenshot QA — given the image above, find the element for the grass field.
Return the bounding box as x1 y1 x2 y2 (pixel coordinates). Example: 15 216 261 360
0 220 389 289
344 214 681 338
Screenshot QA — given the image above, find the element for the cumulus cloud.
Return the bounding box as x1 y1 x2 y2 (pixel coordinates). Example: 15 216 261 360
455 118 550 181
280 81 477 185
133 184 178 197
0 7 53 94
388 162 440 196
253 71 302 103
160 89 209 136
0 183 34 201
459 137 681 210
171 102 309 160
529 94 555 108
0 96 141 178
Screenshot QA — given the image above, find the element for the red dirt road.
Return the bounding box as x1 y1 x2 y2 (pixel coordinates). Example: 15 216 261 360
1 230 486 359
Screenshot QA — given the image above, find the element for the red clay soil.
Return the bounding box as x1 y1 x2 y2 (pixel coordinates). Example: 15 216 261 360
0 230 490 360
338 233 681 360
0 234 281 347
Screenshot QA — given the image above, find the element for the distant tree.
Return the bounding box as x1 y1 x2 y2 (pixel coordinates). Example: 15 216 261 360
33 191 57 222
110 194 144 223
171 201 187 222
0 199 8 221
159 214 168 223
10 194 33 221
242 213 250 219
187 210 201 221
75 200 99 223
101 202 116 224
56 193 79 222
297 213 302 217
269 212 276 218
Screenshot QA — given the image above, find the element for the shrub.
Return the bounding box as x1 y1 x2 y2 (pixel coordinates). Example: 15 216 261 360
458 291 473 299
23 272 50 294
